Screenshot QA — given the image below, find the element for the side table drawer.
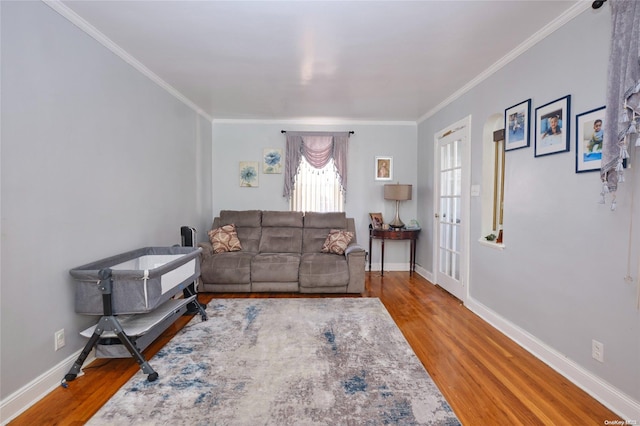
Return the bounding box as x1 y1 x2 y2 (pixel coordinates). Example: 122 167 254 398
386 231 405 239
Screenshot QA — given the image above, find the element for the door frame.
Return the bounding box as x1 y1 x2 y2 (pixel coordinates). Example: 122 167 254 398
432 115 471 303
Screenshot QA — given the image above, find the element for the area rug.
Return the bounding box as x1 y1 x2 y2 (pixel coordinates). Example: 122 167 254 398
88 298 460 425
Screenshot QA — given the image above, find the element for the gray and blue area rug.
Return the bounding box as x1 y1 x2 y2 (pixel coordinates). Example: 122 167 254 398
88 298 460 425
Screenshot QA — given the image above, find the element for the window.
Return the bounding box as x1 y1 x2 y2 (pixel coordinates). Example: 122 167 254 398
290 156 344 212
283 131 350 213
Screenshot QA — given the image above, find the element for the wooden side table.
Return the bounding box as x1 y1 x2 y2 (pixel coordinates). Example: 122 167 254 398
369 228 420 276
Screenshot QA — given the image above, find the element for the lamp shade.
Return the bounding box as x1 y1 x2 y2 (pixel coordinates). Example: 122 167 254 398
384 184 412 201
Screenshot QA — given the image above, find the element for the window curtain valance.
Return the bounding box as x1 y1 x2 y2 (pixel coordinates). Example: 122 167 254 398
600 0 640 210
283 131 350 200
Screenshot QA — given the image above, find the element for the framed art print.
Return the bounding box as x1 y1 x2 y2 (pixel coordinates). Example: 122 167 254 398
575 106 605 173
239 161 259 187
375 156 393 181
504 99 531 151
535 95 571 157
263 148 282 174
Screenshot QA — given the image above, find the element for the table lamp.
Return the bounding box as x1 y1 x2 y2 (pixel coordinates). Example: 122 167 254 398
384 184 412 229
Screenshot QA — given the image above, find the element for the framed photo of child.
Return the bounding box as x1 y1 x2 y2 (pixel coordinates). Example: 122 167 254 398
504 99 531 151
575 106 605 173
534 95 571 157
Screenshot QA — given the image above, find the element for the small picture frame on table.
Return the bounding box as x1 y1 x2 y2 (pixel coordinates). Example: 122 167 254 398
369 213 384 229
535 95 571 157
504 99 531 151
575 106 606 173
375 156 393 181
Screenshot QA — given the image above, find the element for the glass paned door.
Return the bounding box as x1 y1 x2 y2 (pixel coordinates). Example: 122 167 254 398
434 120 469 301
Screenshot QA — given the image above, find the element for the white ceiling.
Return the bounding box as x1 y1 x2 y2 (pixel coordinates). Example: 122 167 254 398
58 0 584 122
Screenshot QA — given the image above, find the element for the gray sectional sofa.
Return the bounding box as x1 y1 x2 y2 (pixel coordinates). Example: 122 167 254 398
198 210 366 293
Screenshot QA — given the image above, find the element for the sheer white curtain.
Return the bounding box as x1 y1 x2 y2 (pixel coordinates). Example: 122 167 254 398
290 155 344 212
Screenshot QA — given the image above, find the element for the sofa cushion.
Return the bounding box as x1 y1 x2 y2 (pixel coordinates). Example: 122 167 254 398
302 212 349 253
321 229 354 255
303 212 347 229
259 211 303 253
216 210 262 253
200 251 253 284
299 253 350 287
259 228 303 253
208 224 242 254
251 253 300 282
219 210 262 227
262 211 303 227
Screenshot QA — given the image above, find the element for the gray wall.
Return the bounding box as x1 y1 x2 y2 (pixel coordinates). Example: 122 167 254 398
0 1 212 400
2 0 638 419
417 8 639 404
211 121 417 264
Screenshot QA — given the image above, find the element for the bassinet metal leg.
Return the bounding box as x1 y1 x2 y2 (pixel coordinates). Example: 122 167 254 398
184 285 208 321
108 317 158 382
63 315 158 382
64 329 103 382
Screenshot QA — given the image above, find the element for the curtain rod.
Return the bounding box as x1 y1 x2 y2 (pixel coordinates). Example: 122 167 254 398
592 0 606 9
281 130 354 134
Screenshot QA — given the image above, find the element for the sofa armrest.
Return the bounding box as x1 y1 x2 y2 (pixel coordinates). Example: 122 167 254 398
345 244 365 257
198 242 214 258
345 244 366 294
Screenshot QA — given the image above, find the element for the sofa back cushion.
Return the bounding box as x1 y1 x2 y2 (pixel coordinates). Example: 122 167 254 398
259 211 303 253
302 212 348 253
215 210 262 253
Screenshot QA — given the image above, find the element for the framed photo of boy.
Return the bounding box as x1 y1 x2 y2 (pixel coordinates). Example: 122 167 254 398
535 95 571 157
575 106 605 173
504 99 531 151
375 156 393 181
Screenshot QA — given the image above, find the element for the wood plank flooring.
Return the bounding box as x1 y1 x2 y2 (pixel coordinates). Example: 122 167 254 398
9 272 620 425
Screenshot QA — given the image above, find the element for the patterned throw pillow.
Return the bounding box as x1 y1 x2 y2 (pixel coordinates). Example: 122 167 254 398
208 224 242 254
321 229 354 255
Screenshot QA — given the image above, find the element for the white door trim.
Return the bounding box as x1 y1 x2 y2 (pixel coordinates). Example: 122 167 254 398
432 115 471 302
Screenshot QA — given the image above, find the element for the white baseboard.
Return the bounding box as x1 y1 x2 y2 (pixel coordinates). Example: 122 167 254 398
0 349 94 425
465 297 640 421
414 265 432 282
413 269 640 420
369 262 431 276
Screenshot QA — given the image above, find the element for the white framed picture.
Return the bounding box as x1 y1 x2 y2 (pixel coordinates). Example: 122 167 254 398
375 156 392 181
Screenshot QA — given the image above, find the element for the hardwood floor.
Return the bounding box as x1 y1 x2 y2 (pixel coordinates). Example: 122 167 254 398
10 272 620 425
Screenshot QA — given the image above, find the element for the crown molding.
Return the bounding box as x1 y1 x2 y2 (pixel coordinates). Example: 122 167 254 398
42 0 214 123
418 1 592 124
212 118 416 127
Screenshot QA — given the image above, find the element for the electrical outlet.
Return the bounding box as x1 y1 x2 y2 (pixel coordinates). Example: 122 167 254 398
55 329 65 351
592 339 604 362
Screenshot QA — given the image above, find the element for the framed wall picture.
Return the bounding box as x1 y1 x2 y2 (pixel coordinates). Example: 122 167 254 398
369 212 384 229
535 95 571 157
375 156 393 181
575 106 605 173
239 161 259 187
504 99 531 151
263 148 282 174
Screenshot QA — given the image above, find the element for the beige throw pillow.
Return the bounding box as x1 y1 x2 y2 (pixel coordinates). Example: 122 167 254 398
208 224 242 254
321 229 354 255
